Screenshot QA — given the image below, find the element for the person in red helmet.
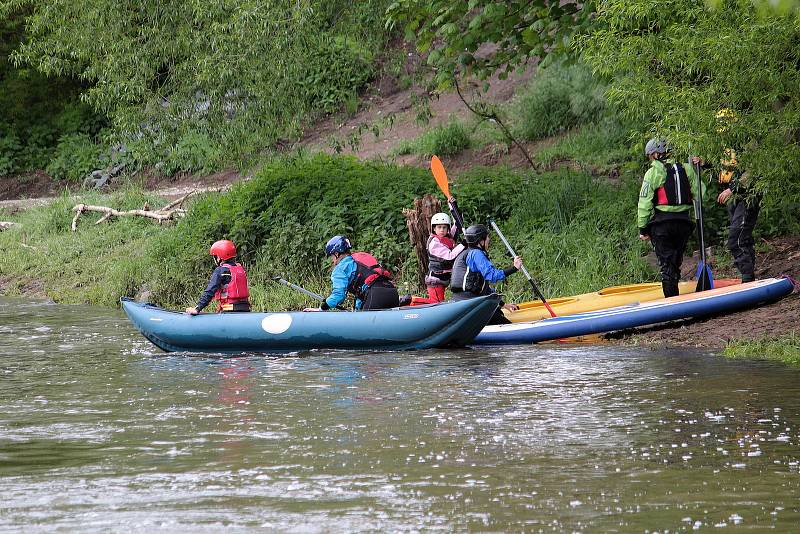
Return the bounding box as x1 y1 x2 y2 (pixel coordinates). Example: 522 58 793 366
185 239 251 315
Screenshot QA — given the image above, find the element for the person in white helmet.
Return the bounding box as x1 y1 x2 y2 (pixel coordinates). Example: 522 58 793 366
425 211 465 302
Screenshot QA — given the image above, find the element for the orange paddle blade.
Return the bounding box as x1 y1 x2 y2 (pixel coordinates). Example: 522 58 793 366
430 155 451 198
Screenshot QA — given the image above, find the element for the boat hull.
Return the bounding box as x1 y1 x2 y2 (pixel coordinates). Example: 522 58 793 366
505 279 741 322
122 294 500 354
476 278 794 345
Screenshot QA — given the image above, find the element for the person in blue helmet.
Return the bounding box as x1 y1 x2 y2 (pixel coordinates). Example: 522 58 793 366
450 224 522 325
304 235 400 312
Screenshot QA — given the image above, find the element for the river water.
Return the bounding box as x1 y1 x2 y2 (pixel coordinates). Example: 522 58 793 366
1 297 799 532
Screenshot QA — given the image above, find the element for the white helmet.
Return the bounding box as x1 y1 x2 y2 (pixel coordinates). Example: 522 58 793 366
430 212 451 228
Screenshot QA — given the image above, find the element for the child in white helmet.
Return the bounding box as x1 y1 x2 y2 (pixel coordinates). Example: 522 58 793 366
425 211 465 302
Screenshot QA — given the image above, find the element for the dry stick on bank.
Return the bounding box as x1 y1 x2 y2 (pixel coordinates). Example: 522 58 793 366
70 190 196 231
0 221 20 231
403 194 442 289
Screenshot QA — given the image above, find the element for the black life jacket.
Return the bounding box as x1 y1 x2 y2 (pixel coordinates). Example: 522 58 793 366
654 161 693 207
348 252 395 301
450 248 489 296
427 234 457 282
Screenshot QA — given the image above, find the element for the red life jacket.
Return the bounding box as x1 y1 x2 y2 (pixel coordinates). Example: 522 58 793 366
654 162 693 206
348 252 394 301
214 263 250 312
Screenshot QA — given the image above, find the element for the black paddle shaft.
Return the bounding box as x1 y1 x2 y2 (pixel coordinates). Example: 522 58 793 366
691 159 712 291
448 199 466 238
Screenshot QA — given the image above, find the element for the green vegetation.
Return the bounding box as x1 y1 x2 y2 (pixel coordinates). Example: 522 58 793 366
394 0 800 205
1 14 106 177
581 1 800 201
724 333 800 366
0 0 393 175
395 120 472 157
0 153 654 310
510 63 607 142
46 134 104 181
534 119 637 170
386 0 593 87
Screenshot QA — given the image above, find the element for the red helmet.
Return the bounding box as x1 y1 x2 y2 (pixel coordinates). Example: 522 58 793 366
210 239 237 260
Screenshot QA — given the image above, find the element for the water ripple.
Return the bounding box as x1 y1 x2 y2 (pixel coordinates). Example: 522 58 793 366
1 298 800 530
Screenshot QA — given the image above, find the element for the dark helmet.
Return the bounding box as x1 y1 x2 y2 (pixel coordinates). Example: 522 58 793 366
209 239 237 261
324 235 352 256
464 224 489 246
644 138 670 157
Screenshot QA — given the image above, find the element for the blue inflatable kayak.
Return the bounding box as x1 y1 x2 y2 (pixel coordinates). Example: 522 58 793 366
474 278 795 345
122 294 500 354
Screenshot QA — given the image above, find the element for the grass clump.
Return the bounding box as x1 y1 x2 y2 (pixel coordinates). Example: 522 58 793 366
535 118 637 169
0 187 166 306
395 120 471 157
724 333 800 366
511 62 607 142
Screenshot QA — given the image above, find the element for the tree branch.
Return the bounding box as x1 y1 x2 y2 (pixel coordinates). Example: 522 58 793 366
453 76 536 168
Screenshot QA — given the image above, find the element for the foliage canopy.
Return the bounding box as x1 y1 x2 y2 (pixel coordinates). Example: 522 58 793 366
1 0 391 161
386 0 595 88
580 0 800 202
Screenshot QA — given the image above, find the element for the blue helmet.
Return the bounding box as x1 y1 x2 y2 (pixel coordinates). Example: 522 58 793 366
324 235 352 256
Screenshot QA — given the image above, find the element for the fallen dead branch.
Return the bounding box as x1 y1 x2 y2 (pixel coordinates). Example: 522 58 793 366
0 221 20 231
71 191 196 231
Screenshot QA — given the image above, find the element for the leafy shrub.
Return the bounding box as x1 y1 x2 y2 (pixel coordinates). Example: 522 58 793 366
299 36 375 114
54 101 107 137
18 124 58 170
45 133 102 181
145 154 442 302
512 62 607 141
0 125 21 175
163 131 223 175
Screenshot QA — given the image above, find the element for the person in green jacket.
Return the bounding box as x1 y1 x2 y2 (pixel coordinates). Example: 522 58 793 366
637 138 706 298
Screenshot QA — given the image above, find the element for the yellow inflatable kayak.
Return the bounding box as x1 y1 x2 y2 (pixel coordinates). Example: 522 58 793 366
505 279 741 323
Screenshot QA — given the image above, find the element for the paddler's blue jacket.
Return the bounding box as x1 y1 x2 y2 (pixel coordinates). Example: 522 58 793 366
324 255 364 310
450 248 517 297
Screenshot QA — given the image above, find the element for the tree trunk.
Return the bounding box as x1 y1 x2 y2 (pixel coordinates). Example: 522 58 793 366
403 194 442 290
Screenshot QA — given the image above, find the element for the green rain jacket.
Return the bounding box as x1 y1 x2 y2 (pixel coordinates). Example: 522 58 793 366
637 158 705 235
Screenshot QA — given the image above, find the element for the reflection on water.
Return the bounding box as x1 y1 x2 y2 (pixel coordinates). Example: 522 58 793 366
1 297 799 531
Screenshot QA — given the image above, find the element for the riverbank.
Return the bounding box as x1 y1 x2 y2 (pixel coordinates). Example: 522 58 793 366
607 235 800 353
1 157 798 359
2 59 798 358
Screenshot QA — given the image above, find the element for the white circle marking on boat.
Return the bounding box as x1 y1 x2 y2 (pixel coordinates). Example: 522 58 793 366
261 314 293 334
